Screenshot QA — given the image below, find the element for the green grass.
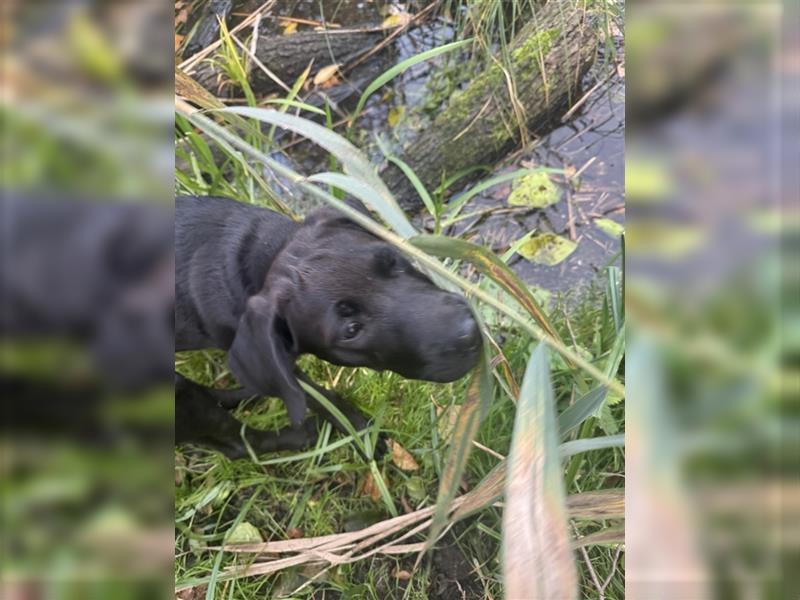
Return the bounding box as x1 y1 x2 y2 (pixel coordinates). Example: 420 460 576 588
174 279 624 598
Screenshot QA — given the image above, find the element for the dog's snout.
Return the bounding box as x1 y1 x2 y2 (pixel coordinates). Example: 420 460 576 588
454 314 481 351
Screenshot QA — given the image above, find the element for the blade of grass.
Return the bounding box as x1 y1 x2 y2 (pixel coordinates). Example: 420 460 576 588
205 487 261 600
559 434 624 458
220 107 415 236
298 380 369 459
307 172 416 237
558 386 607 437
442 167 563 226
374 137 437 218
502 344 577 600
350 39 472 127
370 461 399 517
410 234 561 343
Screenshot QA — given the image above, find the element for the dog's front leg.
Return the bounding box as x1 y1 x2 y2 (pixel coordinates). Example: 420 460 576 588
294 371 386 457
176 373 319 459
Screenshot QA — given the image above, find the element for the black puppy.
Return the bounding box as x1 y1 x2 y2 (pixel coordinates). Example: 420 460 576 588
176 195 482 457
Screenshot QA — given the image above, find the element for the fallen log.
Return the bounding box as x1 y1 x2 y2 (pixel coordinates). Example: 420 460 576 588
379 1 597 207
192 28 384 96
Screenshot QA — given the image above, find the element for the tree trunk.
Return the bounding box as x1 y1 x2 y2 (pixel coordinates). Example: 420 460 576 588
380 1 596 207
192 29 384 96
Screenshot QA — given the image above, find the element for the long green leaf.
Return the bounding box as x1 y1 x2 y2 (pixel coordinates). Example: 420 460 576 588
502 344 577 600
386 154 437 216
218 108 415 237
411 235 561 343
298 380 369 458
426 351 492 549
307 172 416 237
559 434 624 458
261 98 325 115
351 39 472 126
558 386 608 437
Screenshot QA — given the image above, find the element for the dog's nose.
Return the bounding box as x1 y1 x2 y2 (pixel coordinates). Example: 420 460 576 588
454 315 481 352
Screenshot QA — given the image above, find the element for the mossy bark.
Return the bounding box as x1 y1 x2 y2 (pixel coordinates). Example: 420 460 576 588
193 29 383 96
381 2 596 207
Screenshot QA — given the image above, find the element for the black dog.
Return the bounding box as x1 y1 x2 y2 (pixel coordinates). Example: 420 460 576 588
175 195 482 458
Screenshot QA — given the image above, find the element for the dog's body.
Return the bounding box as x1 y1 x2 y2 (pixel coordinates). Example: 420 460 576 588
175 195 482 458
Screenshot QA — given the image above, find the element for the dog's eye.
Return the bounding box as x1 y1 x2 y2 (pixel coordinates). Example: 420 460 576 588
336 300 359 317
343 321 362 340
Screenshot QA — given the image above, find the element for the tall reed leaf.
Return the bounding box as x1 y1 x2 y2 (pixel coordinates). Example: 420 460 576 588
502 344 577 600
351 39 472 127
411 234 561 343
558 386 608 437
307 172 416 238
219 108 414 235
426 351 492 549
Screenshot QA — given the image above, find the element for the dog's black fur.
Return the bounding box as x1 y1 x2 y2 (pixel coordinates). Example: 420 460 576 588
175 195 482 457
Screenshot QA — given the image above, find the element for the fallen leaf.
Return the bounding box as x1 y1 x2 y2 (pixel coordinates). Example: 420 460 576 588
518 233 577 266
388 438 419 471
360 472 382 502
176 585 207 600
313 64 340 86
225 521 263 544
282 21 298 35
405 475 427 502
387 105 405 128
507 172 560 208
594 218 624 238
382 12 413 29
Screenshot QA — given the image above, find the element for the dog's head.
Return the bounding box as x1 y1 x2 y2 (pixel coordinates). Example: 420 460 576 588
228 206 483 426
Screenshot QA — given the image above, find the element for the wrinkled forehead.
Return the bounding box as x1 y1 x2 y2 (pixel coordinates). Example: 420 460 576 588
285 224 427 295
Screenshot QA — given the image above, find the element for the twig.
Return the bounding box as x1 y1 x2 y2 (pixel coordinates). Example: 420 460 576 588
601 545 624 593
565 182 578 241
561 67 619 122
229 30 292 93
574 524 605 599
179 0 277 72
571 156 597 181
471 440 505 461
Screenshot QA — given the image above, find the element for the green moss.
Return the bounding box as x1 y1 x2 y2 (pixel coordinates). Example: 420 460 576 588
511 26 562 65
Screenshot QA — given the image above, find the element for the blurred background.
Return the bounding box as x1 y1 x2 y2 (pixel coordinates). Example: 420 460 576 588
625 1 796 598
2 1 174 598
2 0 796 597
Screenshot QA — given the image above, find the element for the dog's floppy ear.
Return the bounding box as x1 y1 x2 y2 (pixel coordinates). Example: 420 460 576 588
228 294 307 427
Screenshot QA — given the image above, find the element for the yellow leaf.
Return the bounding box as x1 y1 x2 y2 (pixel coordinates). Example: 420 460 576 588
313 64 340 86
282 21 298 35
387 105 405 128
382 12 413 29
388 438 419 471
360 472 382 502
